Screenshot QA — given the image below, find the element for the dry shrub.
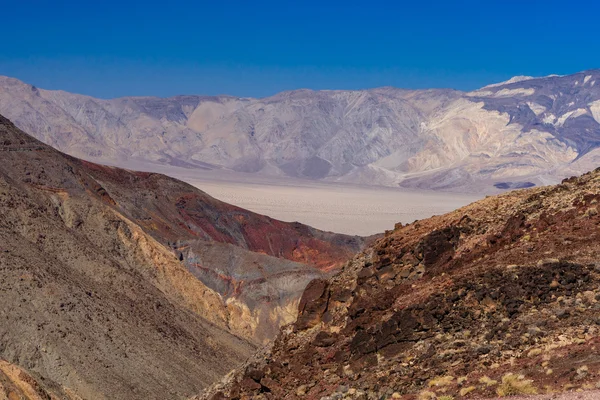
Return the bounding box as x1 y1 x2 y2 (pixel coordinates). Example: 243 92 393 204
496 373 538 396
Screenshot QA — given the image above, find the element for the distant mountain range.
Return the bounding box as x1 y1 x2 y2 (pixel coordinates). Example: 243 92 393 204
1 70 600 191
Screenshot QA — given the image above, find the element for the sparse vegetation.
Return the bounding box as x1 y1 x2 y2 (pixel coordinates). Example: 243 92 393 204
479 376 498 386
428 375 454 387
418 390 437 400
527 348 542 357
459 386 476 396
496 373 538 396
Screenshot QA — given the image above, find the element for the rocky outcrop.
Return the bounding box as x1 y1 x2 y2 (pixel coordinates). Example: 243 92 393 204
2 71 600 191
0 360 73 400
197 168 600 399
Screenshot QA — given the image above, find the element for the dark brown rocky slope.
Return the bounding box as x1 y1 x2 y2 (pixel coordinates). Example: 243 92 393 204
0 114 364 400
198 169 600 399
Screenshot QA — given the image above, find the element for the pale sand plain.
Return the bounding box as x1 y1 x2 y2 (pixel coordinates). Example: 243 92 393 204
189 179 481 236
112 161 482 236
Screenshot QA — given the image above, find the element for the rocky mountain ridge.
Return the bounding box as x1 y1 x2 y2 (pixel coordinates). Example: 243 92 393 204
197 167 600 399
1 70 600 191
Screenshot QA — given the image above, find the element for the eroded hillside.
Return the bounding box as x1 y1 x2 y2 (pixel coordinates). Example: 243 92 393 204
0 114 364 399
198 168 600 399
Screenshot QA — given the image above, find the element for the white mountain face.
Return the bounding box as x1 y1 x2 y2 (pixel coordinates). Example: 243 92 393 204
1 70 599 192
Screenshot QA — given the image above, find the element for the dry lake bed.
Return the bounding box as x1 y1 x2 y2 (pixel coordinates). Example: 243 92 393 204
189 179 481 236
117 162 482 236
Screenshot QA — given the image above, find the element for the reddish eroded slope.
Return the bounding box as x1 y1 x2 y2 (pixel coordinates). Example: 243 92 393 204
77 160 363 271
198 169 600 399
0 112 363 271
0 113 363 399
0 113 366 342
0 115 255 399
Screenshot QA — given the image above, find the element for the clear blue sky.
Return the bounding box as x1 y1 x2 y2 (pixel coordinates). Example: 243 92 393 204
2 0 599 98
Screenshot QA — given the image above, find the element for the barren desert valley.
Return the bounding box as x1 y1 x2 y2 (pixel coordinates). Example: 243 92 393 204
116 163 482 236
3 59 600 399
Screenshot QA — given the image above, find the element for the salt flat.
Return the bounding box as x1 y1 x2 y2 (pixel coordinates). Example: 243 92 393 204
189 179 481 236
112 161 481 236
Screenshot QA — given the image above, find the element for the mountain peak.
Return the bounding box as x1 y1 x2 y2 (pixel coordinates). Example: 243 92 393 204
482 75 536 89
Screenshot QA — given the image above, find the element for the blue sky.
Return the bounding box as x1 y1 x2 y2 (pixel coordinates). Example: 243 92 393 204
1 0 599 98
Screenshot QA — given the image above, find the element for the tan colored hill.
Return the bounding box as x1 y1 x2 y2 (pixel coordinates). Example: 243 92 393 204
197 167 600 399
0 114 364 399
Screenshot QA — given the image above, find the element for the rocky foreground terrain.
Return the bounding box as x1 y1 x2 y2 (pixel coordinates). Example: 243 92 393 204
0 114 364 399
197 167 600 399
2 70 600 191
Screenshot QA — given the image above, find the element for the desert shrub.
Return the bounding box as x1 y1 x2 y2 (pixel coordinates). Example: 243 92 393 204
496 373 537 396
459 386 476 396
479 376 498 386
418 391 437 400
428 375 454 387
